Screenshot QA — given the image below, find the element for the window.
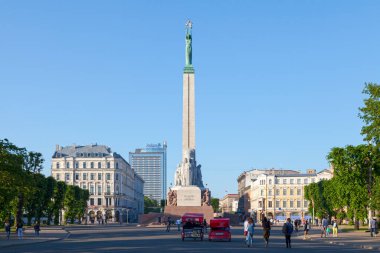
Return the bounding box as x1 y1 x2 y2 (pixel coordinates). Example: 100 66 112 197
276 189 280 195
106 173 111 180
83 173 87 180
98 162 101 169
90 162 94 169
56 162 60 169
297 179 301 184
283 201 287 208
97 198 102 205
311 178 316 183
56 174 60 180
116 162 119 169
97 185 102 195
106 185 110 195
290 179 294 184
297 201 301 208
66 162 70 168
90 173 95 180
75 162 79 169
82 184 87 190
275 178 279 184
304 178 308 184
297 189 301 196
268 190 272 196
304 200 308 208
107 162 110 169
98 173 102 180
83 162 86 169
116 185 119 194
290 189 294 195
116 174 119 180
90 185 94 195
259 201 263 208
268 201 272 208
75 173 79 180
283 179 287 184
290 201 294 208
65 173 70 181
276 200 280 208
90 198 94 205
260 189 264 196
268 179 272 184
283 189 287 195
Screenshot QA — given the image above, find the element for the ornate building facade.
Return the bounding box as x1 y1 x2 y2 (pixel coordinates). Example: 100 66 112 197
51 144 144 223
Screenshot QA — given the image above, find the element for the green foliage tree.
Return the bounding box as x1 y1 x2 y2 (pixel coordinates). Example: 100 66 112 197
327 145 374 229
144 196 159 214
211 198 219 212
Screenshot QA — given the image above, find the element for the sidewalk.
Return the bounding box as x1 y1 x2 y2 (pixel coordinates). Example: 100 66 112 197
0 226 69 248
307 227 380 250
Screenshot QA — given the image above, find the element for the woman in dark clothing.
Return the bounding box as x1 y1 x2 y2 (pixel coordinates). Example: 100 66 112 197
262 216 271 247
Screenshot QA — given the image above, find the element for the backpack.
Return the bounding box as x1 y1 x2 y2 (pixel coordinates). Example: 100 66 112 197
282 223 293 234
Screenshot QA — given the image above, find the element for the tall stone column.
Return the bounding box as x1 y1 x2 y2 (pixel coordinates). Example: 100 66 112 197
182 72 195 157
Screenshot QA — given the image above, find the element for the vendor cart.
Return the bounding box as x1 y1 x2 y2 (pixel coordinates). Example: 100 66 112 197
181 213 204 241
208 218 231 242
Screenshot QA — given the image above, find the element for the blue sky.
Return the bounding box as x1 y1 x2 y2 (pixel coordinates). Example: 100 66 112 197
1 1 379 198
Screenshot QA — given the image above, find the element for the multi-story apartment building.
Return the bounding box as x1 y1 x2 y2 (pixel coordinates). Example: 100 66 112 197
129 142 167 203
51 144 144 223
237 169 299 215
250 169 333 221
220 194 239 214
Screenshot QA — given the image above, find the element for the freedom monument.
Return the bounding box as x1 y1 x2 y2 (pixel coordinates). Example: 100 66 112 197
164 21 214 220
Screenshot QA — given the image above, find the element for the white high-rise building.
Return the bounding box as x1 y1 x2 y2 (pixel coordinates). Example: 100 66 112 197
51 144 144 223
129 142 167 203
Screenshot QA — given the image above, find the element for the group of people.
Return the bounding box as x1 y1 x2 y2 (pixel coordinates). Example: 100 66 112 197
243 217 314 248
319 217 339 238
3 221 41 240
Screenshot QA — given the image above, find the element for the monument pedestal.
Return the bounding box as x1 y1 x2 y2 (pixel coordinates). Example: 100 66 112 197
164 205 214 222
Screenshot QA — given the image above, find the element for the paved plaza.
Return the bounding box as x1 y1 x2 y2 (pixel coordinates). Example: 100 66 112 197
1 224 379 253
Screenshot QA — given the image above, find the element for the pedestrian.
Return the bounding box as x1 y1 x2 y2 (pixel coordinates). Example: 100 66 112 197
303 220 310 239
326 225 331 237
294 219 299 236
244 217 255 247
262 216 271 247
166 217 172 232
332 219 338 237
4 220 11 240
16 221 24 240
34 221 40 237
282 218 294 248
203 218 208 233
176 219 181 231
321 217 328 238
370 217 377 237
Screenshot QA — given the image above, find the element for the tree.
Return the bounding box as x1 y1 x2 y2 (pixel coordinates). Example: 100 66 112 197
211 198 219 213
144 196 159 214
359 83 380 147
327 145 374 229
53 181 66 225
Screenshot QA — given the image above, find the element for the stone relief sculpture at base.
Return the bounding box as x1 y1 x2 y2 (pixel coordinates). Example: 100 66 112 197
202 188 211 206
167 189 177 206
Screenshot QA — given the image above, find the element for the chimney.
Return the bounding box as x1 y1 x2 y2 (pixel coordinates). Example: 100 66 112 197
56 144 60 151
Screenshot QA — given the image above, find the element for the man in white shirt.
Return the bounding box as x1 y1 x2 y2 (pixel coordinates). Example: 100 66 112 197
370 218 377 237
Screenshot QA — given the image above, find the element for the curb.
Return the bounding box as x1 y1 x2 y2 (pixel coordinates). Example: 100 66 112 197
0 228 70 249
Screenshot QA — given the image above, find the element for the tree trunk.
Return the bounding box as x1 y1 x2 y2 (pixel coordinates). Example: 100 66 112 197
16 192 24 224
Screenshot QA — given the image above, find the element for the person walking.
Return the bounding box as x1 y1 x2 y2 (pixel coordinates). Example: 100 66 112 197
16 221 24 240
166 217 172 232
34 222 41 237
176 219 181 231
4 221 11 240
321 217 328 238
303 220 310 239
244 217 255 247
370 217 377 237
332 219 338 237
203 218 208 233
282 218 294 248
262 216 271 247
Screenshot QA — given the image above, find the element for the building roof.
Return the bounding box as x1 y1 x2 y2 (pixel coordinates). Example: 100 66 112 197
52 144 122 159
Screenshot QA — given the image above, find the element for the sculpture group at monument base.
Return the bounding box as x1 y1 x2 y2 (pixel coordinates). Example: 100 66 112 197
164 205 214 222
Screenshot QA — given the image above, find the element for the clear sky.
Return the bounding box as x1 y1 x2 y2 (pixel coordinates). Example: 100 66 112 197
1 1 379 198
